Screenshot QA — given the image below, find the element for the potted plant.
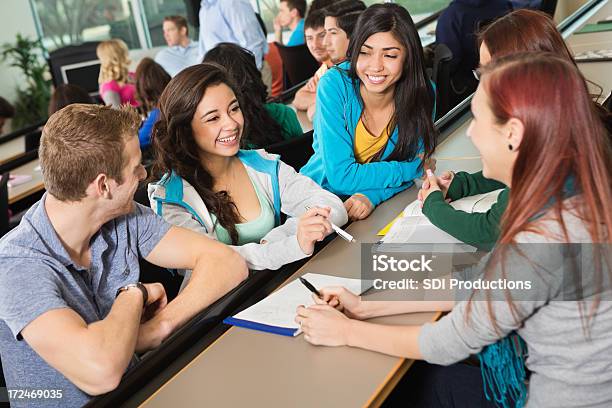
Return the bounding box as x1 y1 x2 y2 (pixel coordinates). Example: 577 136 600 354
1 33 51 130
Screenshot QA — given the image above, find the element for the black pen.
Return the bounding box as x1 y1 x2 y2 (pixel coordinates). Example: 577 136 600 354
299 277 322 298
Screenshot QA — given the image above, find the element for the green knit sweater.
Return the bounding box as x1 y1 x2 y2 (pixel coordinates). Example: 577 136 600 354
422 171 508 251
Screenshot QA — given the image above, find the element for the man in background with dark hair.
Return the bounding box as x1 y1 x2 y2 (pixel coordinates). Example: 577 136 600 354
155 15 199 77
0 96 15 134
292 8 332 120
274 0 307 46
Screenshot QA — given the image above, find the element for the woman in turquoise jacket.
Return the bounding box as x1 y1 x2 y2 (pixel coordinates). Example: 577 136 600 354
300 3 437 220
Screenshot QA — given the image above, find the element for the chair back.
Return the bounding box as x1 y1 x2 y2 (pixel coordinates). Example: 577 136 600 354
275 43 320 89
266 131 314 172
431 43 454 120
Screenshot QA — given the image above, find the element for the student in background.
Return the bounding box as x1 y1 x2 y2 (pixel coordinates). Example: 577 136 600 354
324 1 366 65
418 9 584 251
96 39 139 108
203 43 302 148
0 96 15 134
48 84 94 116
198 0 271 92
155 15 199 77
135 58 171 151
274 0 307 46
292 0 367 120
0 104 247 407
435 0 512 106
301 4 437 221
292 9 332 117
297 53 612 408
148 63 347 277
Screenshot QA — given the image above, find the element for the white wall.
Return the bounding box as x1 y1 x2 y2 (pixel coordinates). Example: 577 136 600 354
0 0 38 103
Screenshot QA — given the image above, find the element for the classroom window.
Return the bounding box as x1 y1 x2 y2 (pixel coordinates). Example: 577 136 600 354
30 0 141 51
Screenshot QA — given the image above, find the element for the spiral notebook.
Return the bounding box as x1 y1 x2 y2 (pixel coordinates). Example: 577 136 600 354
224 273 370 337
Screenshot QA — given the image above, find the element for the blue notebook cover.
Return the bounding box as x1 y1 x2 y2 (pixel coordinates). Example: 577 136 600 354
223 316 298 337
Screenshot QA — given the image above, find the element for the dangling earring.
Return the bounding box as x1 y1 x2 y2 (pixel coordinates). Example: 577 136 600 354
508 144 513 151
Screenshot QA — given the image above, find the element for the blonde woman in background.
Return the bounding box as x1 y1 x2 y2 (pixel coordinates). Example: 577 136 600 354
96 39 139 107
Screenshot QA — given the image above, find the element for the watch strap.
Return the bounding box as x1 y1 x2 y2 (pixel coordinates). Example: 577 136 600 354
115 282 148 307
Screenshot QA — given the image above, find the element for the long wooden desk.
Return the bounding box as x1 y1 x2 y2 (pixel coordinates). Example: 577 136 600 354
0 136 25 165
137 110 479 408
566 0 612 101
7 159 44 205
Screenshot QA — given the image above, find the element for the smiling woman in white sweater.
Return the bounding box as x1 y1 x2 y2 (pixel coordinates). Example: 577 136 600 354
148 63 347 279
296 53 612 407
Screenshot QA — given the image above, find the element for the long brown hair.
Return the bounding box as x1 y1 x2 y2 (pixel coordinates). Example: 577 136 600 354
151 63 243 244
478 8 612 158
478 9 574 63
135 57 171 112
471 53 612 330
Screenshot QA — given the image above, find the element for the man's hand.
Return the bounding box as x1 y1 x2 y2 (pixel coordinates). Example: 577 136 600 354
140 282 167 322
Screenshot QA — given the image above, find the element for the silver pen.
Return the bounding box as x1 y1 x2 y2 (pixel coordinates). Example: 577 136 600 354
305 205 356 243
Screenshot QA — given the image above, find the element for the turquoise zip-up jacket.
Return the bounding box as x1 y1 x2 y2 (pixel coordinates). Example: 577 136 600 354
300 61 436 206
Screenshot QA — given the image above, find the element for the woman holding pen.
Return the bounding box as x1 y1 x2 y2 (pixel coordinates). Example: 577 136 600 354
300 3 437 221
296 54 612 407
148 63 348 280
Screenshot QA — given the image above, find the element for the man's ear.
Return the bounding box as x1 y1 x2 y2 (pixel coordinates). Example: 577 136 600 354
92 173 112 199
505 117 525 151
180 26 187 37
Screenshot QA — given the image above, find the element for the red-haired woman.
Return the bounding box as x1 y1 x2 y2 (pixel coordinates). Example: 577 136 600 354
296 54 612 407
418 9 610 251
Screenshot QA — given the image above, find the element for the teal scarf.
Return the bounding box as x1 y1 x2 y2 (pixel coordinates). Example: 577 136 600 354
478 333 528 407
477 176 578 407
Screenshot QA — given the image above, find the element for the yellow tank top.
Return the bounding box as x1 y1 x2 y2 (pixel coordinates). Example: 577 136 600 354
353 118 390 164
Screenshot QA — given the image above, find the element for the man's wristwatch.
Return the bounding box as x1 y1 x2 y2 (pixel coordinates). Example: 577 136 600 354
115 282 148 307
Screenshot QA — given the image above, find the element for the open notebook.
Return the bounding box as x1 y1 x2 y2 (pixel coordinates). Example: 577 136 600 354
224 273 370 337
380 190 503 247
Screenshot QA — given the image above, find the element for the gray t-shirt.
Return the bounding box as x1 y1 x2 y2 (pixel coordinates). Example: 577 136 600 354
0 195 171 408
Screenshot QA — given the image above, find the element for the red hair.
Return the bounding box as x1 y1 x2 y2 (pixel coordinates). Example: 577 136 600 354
468 53 612 330
478 9 574 62
482 53 611 244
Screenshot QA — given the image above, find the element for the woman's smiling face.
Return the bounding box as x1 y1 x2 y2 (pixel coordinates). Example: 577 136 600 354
355 31 406 95
191 83 244 158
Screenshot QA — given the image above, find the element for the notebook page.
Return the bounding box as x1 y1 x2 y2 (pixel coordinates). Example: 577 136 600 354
230 273 369 334
401 189 503 218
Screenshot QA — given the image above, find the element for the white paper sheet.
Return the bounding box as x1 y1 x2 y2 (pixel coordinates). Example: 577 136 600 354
230 273 370 335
